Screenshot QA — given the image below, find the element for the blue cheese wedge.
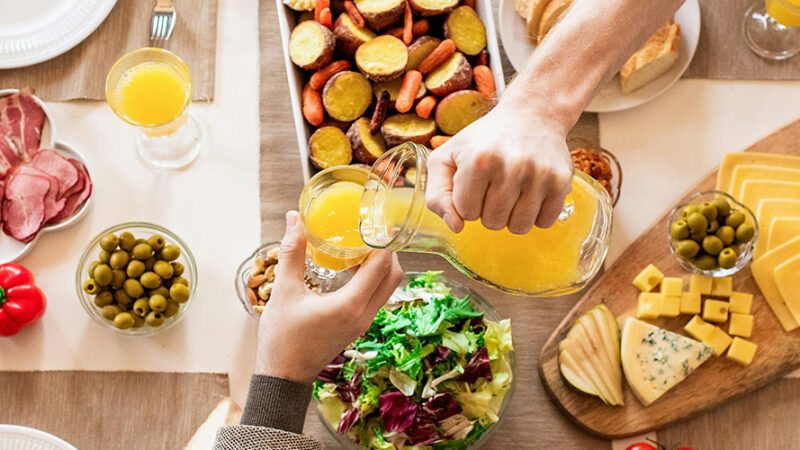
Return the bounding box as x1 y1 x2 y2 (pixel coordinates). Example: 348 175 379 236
620 318 713 406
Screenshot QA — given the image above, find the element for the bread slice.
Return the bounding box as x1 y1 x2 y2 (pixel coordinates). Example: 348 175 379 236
620 21 681 94
184 398 243 450
514 0 532 19
525 0 550 44
537 0 573 42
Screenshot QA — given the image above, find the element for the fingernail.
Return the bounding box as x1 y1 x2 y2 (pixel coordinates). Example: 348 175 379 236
286 211 298 227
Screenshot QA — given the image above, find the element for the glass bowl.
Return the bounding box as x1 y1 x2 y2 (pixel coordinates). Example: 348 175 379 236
567 137 623 207
314 271 517 449
667 190 759 277
76 222 198 336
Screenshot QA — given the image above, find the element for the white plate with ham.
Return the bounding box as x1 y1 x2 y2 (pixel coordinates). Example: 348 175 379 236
0 88 93 262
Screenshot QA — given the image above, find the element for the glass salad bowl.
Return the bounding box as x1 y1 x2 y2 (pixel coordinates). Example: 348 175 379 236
314 271 517 449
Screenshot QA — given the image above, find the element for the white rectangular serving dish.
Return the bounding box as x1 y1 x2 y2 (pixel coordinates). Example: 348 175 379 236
275 0 506 181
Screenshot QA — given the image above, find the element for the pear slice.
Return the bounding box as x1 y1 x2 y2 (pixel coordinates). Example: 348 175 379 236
567 323 619 405
588 306 624 404
560 339 616 404
575 316 623 405
558 344 599 396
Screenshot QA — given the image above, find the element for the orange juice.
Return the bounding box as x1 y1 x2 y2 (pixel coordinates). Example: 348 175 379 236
116 62 189 126
767 0 800 26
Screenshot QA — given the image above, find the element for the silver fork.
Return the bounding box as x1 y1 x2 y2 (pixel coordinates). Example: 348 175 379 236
150 0 176 42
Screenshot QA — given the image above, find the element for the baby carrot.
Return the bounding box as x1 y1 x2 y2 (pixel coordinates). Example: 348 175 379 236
384 27 404 39
430 135 451 148
473 65 496 100
403 1 413 45
418 39 456 74
315 0 330 23
319 7 332 28
412 19 429 37
415 95 437 119
395 70 422 113
474 49 488 66
344 0 365 27
370 91 390 135
309 60 351 90
302 83 324 126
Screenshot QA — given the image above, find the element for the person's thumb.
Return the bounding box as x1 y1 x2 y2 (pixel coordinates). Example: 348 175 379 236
275 210 307 290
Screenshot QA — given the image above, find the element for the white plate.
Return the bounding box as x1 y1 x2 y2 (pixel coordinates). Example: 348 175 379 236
498 0 701 112
0 89 93 263
0 0 118 69
276 0 507 181
0 425 77 450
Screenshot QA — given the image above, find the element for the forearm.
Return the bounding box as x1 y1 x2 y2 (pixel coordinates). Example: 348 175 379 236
502 0 686 133
240 374 312 433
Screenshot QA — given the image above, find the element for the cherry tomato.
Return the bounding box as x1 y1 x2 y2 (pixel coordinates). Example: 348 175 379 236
626 444 656 450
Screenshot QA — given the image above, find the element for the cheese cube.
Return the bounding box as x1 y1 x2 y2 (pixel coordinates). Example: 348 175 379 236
637 292 661 319
728 313 754 338
703 326 733 355
660 294 681 318
634 264 664 292
710 277 733 297
680 292 702 315
689 274 713 295
684 315 715 341
703 299 730 323
726 337 757 365
728 291 753 314
661 277 683 296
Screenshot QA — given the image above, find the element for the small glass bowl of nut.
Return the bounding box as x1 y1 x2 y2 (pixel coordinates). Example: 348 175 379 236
235 242 320 319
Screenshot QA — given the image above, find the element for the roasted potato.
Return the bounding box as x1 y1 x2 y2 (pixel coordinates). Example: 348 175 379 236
322 71 373 121
408 0 460 16
333 13 377 57
309 126 353 169
424 52 472 97
444 6 487 56
288 20 336 69
348 117 388 163
406 35 441 71
372 77 427 107
355 35 409 81
381 113 437 147
355 0 405 31
435 89 490 135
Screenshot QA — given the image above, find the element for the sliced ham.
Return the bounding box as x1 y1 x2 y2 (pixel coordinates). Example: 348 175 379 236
32 149 79 198
47 160 92 225
0 124 21 177
8 166 64 224
2 168 50 242
0 87 45 162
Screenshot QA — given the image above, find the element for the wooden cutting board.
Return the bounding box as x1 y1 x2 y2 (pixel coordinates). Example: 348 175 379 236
539 118 800 439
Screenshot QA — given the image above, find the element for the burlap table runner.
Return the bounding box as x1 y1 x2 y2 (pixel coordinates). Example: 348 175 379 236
685 0 800 80
0 0 218 101
0 371 229 449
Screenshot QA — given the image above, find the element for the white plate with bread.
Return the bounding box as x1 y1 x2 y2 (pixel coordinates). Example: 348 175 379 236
498 0 700 113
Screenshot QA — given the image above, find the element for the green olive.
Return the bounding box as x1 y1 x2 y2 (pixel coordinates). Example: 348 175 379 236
676 239 700 260
153 260 174 279
88 261 100 278
113 312 135 329
702 235 724 256
93 264 113 287
161 245 180 261
102 305 121 320
144 257 157 271
170 283 190 303
171 262 185 277
726 211 746 228
99 233 120 252
132 314 146 328
736 223 756 243
694 254 717 270
98 250 111 264
94 290 114 307
671 220 690 241
147 235 166 251
718 248 738 269
123 279 144 299
111 270 126 289
700 202 718 222
681 205 699 219
109 250 130 270
140 271 161 289
119 232 136 251
83 279 99 294
146 311 166 327
114 289 133 306
126 260 146 278
132 243 154 260
716 225 736 246
132 298 150 317
150 286 169 298
164 300 180 318
135 238 148 245
706 220 719 233
687 212 709 234
172 277 189 287
725 244 740 256
149 294 168 312
690 228 707 241
711 198 731 217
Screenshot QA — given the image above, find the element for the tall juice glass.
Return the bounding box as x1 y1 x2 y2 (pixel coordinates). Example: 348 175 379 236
106 48 203 171
744 0 800 60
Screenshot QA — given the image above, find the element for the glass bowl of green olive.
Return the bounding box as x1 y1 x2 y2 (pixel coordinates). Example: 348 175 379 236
667 190 758 277
76 222 198 336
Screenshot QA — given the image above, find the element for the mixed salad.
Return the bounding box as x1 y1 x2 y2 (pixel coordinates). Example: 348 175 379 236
314 272 515 449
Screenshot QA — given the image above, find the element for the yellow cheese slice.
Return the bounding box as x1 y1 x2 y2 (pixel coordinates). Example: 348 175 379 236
751 235 800 331
775 255 800 329
740 180 800 213
755 199 800 259
729 165 800 202
768 218 800 253
717 152 800 195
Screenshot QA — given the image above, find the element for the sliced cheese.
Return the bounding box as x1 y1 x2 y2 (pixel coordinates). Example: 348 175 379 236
620 318 713 406
755 199 800 259
740 179 800 213
774 254 800 325
717 152 800 195
751 235 800 331
767 218 800 253
729 165 800 203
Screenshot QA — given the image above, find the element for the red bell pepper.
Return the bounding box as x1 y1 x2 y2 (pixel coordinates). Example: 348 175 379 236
0 263 46 337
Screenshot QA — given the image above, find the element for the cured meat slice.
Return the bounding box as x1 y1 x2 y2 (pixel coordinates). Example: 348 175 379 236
0 88 45 161
47 160 91 225
31 149 79 198
8 166 64 224
0 124 21 177
2 168 50 242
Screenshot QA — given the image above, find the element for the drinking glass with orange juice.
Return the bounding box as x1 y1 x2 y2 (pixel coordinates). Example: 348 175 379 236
106 48 202 171
744 0 800 60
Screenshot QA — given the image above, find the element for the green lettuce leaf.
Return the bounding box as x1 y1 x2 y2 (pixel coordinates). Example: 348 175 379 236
484 319 514 360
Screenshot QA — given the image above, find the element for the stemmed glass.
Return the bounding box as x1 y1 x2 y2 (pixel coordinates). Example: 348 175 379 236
744 0 800 60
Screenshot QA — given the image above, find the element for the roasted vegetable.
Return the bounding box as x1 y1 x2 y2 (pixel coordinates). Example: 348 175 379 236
418 38 456 74
473 64 496 100
381 113 437 147
355 35 409 81
396 70 422 113
406 35 441 71
348 117 388 163
409 0 459 17
309 126 353 169
444 6 487 56
333 13 377 57
435 89 490 135
322 71 373 121
370 90 391 134
372 77 426 107
424 51 472 97
354 0 405 30
289 20 336 69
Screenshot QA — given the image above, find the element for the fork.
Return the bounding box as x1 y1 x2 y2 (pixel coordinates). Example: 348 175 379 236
150 0 176 42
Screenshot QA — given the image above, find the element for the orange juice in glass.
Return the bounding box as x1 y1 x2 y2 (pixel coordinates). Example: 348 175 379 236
744 0 800 59
106 48 202 170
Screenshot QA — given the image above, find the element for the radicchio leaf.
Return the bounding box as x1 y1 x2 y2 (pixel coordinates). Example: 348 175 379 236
458 347 493 384
337 371 362 403
317 354 346 383
422 392 462 421
336 407 360 435
406 410 442 446
427 345 451 365
378 391 417 432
